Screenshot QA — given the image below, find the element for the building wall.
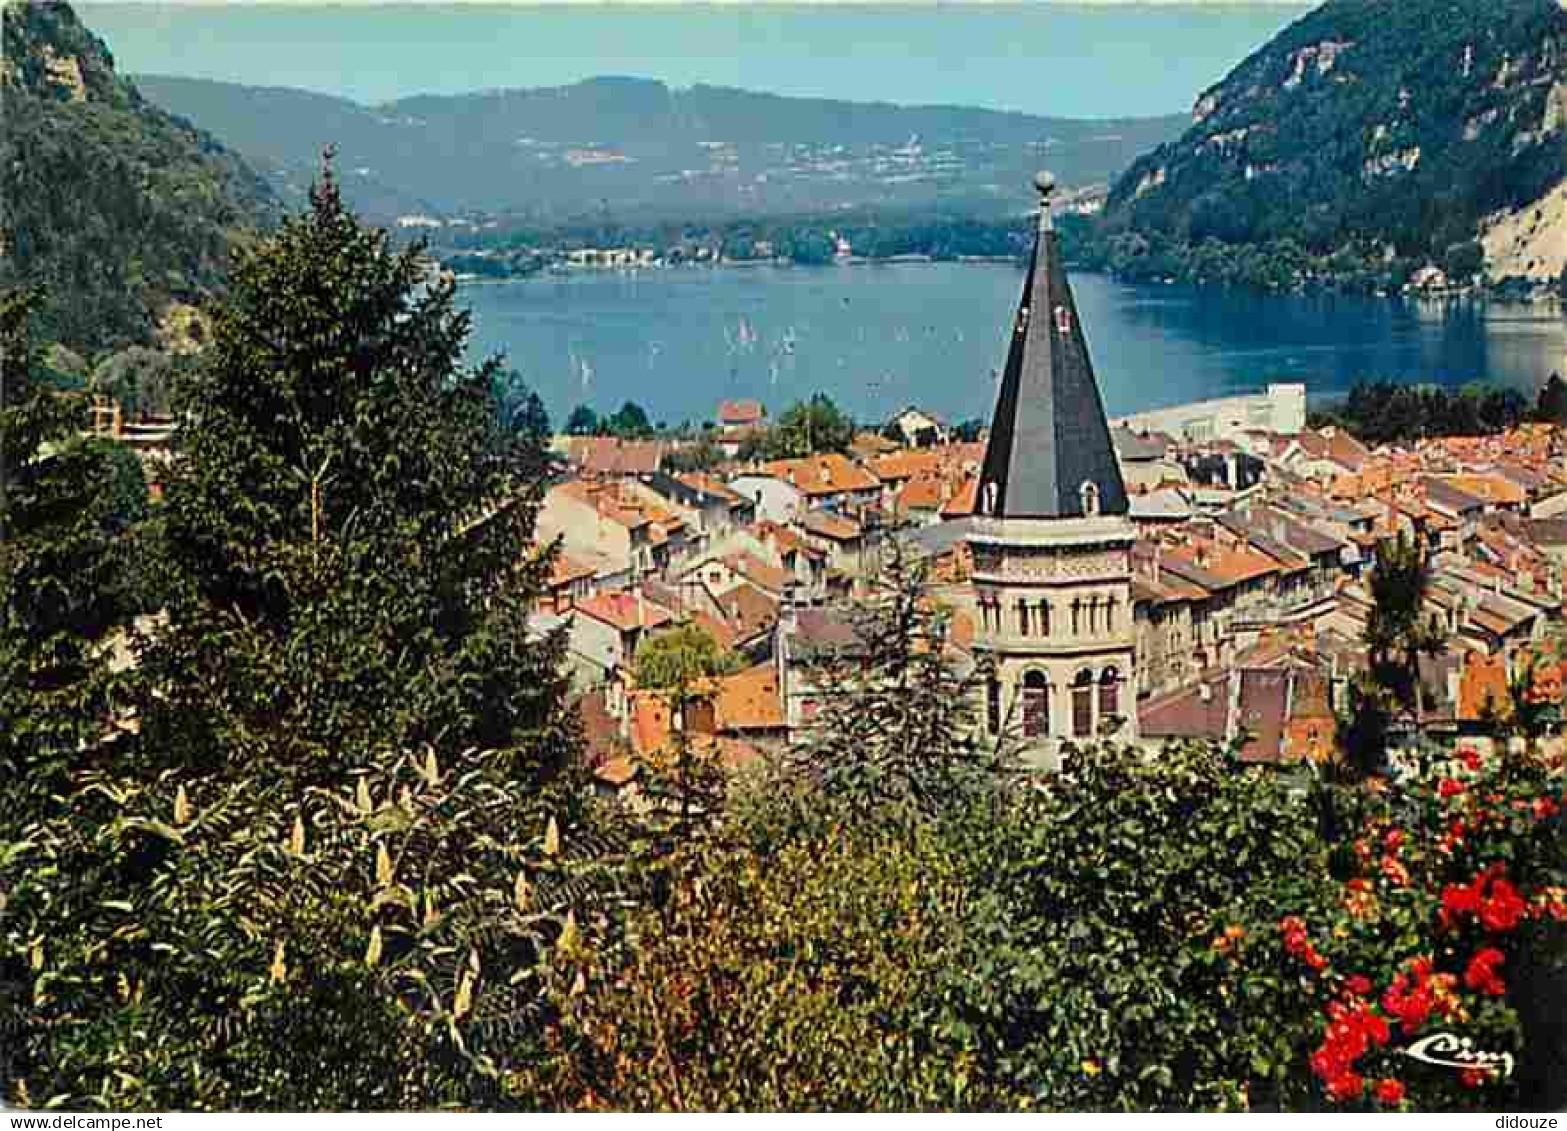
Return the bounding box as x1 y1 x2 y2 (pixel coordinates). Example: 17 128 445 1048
969 519 1140 768
1114 383 1306 444
538 489 634 575
730 475 804 524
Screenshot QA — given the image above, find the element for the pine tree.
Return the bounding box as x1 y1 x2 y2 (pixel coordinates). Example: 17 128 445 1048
787 541 1006 824
0 287 126 812
134 162 576 785
3 170 618 1110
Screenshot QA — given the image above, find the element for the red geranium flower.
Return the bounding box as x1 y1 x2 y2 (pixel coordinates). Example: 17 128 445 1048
1464 948 1506 996
1460 747 1482 771
1439 778 1466 798
1442 880 1481 917
1384 828 1404 852
1345 974 1372 997
1481 878 1527 933
1326 1071 1364 1102
1375 1078 1405 1105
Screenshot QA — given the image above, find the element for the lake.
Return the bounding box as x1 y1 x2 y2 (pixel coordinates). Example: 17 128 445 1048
459 264 1567 430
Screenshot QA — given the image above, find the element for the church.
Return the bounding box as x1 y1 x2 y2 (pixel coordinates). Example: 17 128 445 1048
967 171 1138 768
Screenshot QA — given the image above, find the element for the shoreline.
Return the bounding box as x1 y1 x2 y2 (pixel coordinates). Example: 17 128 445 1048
453 260 1567 311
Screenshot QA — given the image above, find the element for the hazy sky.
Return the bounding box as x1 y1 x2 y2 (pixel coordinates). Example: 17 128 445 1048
83 2 1312 115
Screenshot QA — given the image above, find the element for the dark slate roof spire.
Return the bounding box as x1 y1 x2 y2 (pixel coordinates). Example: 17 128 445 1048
977 171 1129 520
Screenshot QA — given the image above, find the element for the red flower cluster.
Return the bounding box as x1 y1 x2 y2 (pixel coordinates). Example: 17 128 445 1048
1375 1078 1406 1105
1535 796 1561 821
1311 998 1390 1102
1380 854 1411 887
1463 947 1506 996
1381 956 1457 1033
1440 864 1528 933
1439 778 1467 799
1343 877 1377 920
1281 915 1327 971
1459 746 1483 772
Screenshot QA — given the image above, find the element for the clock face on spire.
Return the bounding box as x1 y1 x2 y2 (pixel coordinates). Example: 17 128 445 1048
977 178 1128 522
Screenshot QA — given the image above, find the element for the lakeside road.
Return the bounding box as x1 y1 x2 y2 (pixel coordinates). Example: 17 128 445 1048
458 262 1567 429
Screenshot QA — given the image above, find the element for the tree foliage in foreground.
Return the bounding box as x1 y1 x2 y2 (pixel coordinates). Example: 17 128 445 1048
3 175 614 1109
135 168 576 783
0 288 129 819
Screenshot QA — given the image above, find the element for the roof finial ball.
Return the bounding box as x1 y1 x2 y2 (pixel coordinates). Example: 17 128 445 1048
1034 170 1056 232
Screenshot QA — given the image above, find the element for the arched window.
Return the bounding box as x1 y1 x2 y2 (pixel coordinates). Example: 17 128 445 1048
1022 670 1050 739
1071 668 1094 738
1099 667 1120 724
1080 480 1100 517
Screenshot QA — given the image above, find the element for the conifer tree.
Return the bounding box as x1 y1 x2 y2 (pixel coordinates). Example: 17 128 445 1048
0 287 126 811
2 169 613 1110
788 541 1006 824
135 160 575 784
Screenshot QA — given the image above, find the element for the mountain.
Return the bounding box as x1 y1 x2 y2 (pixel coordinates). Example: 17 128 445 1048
1 1 279 355
1094 0 1567 291
131 73 1189 223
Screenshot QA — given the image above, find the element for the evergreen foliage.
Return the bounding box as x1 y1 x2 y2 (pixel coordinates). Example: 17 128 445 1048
0 178 609 1108
738 394 855 460
0 288 128 817
134 166 575 781
1308 380 1531 446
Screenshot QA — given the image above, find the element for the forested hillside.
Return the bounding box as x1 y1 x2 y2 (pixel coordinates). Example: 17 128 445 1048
1 1 279 355
1093 0 1567 292
132 73 1187 222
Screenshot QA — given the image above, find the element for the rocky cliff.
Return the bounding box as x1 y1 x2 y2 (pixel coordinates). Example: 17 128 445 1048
1097 0 1567 288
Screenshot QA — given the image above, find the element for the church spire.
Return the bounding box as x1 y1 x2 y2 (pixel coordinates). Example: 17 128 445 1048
977 171 1128 521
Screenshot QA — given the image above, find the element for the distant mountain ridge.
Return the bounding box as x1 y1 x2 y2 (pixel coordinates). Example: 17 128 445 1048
132 73 1189 223
1095 0 1567 290
0 1 279 355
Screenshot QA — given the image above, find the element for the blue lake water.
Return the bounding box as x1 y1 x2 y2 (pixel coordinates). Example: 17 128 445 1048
458 264 1567 429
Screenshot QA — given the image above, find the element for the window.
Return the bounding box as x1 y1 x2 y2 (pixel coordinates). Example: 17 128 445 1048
1071 599 1081 635
1099 667 1120 723
1022 671 1049 739
1080 480 1100 517
987 674 1002 736
1105 597 1118 633
1072 669 1094 738
1017 598 1031 636
1038 601 1051 637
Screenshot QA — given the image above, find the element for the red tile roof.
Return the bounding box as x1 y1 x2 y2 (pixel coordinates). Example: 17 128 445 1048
718 399 766 426
575 591 675 634
762 454 880 498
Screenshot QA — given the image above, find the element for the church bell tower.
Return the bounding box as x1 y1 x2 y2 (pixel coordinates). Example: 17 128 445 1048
969 171 1137 768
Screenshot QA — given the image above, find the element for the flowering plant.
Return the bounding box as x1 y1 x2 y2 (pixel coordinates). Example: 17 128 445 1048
1276 739 1564 1108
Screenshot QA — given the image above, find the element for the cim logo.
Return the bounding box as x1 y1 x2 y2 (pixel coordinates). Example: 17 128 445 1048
1402 1031 1515 1080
